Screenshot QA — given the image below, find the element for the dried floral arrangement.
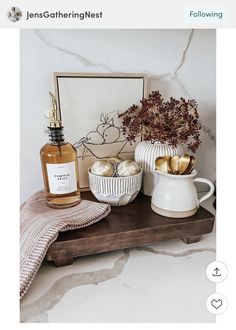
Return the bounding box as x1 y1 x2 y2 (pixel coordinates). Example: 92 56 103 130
118 91 201 152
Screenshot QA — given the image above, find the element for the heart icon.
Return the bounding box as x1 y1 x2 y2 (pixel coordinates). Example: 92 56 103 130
206 293 227 315
211 299 223 309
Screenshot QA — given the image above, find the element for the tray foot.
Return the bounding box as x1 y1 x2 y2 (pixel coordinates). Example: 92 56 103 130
53 257 74 267
182 236 202 244
47 250 74 267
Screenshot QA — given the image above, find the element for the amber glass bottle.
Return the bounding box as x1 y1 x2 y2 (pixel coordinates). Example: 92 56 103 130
40 93 81 208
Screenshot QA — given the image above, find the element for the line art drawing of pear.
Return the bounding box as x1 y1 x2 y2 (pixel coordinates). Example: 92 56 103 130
74 110 129 160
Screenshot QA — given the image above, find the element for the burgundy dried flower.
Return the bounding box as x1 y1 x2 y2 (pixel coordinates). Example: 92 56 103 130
118 91 201 152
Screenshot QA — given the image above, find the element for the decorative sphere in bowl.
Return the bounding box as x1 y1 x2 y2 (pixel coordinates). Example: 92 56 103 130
117 160 141 176
88 168 143 206
90 160 114 177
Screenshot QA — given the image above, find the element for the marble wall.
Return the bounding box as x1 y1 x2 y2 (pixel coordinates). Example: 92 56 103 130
20 29 216 203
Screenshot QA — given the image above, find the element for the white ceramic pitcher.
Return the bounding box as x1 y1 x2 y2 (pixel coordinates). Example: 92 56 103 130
151 169 215 218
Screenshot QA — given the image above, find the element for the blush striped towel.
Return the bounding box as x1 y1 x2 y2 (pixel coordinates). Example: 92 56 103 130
20 191 111 300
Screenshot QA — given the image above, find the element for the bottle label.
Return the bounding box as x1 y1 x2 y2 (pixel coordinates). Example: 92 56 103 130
46 161 77 194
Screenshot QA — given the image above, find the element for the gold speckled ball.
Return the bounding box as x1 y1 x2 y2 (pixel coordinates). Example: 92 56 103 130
90 160 114 177
117 160 140 177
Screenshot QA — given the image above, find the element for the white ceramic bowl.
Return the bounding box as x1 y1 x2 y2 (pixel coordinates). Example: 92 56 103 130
88 169 143 206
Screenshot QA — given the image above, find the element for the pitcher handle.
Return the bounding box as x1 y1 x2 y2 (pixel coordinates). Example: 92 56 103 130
193 178 215 205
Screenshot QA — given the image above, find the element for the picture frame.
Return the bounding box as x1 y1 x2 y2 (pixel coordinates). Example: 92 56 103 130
54 72 147 190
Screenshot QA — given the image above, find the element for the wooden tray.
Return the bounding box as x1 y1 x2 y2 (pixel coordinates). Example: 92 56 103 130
45 192 215 266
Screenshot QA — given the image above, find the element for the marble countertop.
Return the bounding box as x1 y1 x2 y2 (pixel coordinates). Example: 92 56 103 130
20 196 216 323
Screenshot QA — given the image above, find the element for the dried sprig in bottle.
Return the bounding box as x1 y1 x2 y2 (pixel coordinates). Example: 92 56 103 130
40 92 81 208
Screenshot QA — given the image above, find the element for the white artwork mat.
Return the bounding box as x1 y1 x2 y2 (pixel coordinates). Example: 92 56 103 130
55 73 147 189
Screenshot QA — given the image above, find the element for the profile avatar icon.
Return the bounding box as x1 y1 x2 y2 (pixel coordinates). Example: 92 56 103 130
7 7 22 22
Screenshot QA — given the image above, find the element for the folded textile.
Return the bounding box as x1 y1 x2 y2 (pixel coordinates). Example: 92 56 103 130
20 191 111 299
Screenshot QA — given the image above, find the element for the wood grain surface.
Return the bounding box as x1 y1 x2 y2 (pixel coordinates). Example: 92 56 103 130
45 192 215 266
